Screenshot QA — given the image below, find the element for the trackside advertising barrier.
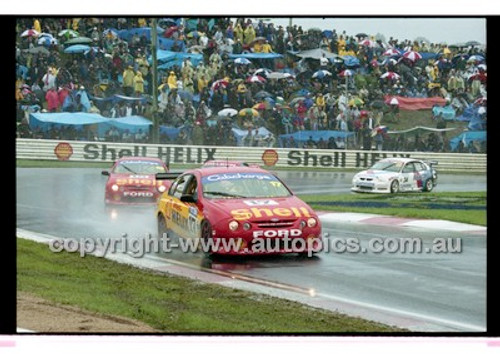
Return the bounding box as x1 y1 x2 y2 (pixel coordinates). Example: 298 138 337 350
16 139 486 173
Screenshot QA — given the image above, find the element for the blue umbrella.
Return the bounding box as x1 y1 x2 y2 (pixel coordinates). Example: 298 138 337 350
64 44 91 54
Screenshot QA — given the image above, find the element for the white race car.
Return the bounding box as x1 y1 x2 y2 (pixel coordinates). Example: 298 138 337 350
351 158 438 194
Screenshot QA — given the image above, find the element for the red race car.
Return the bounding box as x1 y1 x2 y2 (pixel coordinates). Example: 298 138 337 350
102 157 174 206
156 166 322 256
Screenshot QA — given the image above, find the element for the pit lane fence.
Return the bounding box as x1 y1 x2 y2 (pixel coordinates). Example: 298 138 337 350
16 139 486 173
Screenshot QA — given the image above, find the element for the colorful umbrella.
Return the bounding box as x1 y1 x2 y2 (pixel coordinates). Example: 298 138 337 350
380 72 401 80
359 39 376 48
58 29 79 38
239 108 259 117
385 97 400 106
371 125 388 137
234 57 252 65
211 79 229 91
348 97 365 107
64 44 91 54
254 68 272 77
468 72 487 83
339 69 353 77
382 48 401 56
312 70 332 79
21 29 39 37
474 97 487 105
218 107 238 117
246 75 266 84
64 36 93 45
402 51 422 62
267 72 294 80
253 102 273 110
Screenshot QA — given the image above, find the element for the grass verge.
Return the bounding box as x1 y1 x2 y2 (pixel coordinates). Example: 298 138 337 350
301 191 486 226
17 238 401 333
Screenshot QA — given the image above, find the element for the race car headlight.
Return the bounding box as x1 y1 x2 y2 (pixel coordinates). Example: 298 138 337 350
243 222 251 231
228 220 239 231
158 185 166 193
111 184 119 192
307 217 317 227
300 220 307 229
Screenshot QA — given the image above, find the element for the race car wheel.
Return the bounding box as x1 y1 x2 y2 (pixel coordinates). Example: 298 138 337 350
423 178 434 192
200 220 214 256
157 215 168 239
390 180 400 194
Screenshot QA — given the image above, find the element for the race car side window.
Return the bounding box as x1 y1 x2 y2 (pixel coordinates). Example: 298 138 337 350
415 163 427 172
171 176 190 199
183 175 198 201
402 163 415 173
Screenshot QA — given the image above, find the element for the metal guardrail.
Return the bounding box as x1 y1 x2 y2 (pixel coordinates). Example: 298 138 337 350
16 138 486 173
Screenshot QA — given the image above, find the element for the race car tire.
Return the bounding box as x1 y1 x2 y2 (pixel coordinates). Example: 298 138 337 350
200 220 214 256
390 180 400 194
423 178 434 192
157 214 169 240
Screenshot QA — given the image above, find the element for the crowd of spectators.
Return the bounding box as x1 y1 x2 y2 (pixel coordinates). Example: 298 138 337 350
15 17 487 152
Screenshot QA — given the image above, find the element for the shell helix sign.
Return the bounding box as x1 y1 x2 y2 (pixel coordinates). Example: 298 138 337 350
54 142 74 161
261 149 279 166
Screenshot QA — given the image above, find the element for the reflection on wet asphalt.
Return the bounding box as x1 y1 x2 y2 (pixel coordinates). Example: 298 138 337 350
16 167 486 331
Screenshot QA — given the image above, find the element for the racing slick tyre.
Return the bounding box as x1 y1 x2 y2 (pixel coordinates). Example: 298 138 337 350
423 178 434 192
390 180 400 194
200 220 215 257
157 214 169 240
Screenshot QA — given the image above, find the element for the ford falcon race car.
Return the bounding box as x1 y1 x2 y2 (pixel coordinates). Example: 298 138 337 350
351 158 438 194
156 167 322 256
102 157 172 205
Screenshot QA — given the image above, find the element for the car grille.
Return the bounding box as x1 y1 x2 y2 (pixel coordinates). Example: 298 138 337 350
359 177 374 182
121 196 156 204
253 220 295 228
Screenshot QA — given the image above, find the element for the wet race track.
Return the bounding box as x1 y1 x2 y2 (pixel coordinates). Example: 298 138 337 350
16 168 487 332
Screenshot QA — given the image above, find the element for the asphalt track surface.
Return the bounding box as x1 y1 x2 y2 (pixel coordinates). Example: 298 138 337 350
16 168 486 332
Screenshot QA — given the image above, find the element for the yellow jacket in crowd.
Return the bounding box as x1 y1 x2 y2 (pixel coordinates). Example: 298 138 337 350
122 67 135 88
133 72 144 93
243 25 256 45
197 75 209 93
167 72 178 89
33 19 41 33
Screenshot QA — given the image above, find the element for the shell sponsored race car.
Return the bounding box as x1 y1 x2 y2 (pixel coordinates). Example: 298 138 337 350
351 158 438 194
102 157 175 205
156 166 322 256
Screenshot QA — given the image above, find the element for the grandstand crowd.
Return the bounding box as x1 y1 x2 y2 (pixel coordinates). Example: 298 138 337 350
15 17 487 153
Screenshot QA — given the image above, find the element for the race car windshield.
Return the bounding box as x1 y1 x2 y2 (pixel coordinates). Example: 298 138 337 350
202 172 292 199
370 160 404 172
113 161 167 175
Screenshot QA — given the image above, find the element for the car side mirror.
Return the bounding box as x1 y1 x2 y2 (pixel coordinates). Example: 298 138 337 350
101 170 110 176
180 195 196 203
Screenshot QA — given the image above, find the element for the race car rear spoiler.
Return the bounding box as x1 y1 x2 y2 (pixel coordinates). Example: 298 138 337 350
155 172 182 180
428 161 439 166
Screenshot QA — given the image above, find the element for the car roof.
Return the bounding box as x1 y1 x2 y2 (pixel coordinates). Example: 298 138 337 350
115 157 165 163
189 166 269 177
377 157 421 164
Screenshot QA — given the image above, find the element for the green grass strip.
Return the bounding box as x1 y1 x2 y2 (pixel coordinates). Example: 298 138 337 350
301 192 486 226
17 238 401 333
